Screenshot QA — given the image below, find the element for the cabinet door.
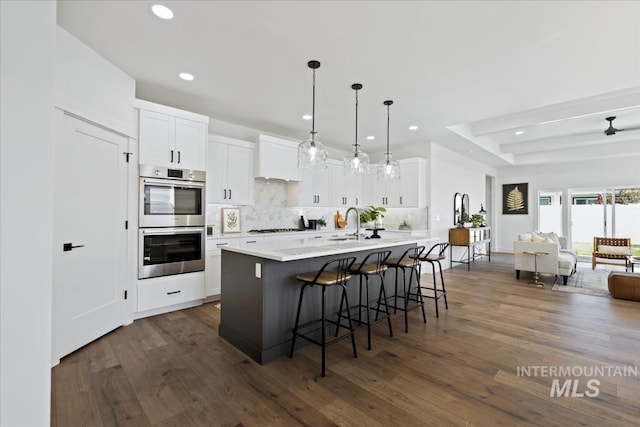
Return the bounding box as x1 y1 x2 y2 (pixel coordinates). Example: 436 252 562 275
139 110 174 167
226 144 254 205
207 141 227 203
175 118 207 170
398 160 418 207
297 168 318 205
350 174 364 207
205 251 221 297
315 167 331 206
329 162 349 206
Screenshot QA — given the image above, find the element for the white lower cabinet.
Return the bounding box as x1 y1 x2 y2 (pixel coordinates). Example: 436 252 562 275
205 236 264 297
137 272 204 312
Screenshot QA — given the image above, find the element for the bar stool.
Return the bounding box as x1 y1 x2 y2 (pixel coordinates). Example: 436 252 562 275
289 256 357 377
385 246 426 333
337 250 393 350
419 242 450 318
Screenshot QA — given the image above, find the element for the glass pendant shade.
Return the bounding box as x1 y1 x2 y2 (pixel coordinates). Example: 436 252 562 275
378 100 400 180
298 60 328 169
344 148 370 175
378 153 400 180
298 133 328 168
343 83 370 175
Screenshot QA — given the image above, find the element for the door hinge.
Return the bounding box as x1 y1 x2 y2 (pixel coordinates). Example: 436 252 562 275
125 220 128 230
123 152 133 162
124 290 128 300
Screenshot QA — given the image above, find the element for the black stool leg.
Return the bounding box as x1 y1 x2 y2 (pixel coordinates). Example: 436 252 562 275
431 261 439 318
438 260 448 310
321 286 327 377
335 283 346 338
393 268 399 314
403 267 410 333
340 283 358 359
365 275 371 350
289 283 307 358
416 266 426 324
378 273 393 337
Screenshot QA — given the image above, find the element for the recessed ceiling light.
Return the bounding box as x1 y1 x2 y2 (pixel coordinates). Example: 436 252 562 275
179 72 194 81
366 136 375 140
408 125 418 131
302 114 312 120
151 4 174 20
515 130 524 135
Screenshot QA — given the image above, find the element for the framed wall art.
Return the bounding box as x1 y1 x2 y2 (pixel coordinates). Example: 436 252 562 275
222 208 241 233
502 183 528 215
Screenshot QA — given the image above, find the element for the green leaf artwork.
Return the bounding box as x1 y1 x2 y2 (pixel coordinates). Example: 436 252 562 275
226 212 238 229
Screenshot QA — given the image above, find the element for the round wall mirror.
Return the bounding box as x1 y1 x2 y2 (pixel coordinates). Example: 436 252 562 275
453 193 462 226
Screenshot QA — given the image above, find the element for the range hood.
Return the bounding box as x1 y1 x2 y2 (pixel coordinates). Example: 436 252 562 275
254 134 301 181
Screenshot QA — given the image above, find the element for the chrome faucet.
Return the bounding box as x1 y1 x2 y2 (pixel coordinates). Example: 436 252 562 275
345 207 361 239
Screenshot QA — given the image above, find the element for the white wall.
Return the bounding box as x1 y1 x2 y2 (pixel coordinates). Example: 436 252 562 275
495 155 640 252
429 144 496 264
1 1 56 426
56 27 136 137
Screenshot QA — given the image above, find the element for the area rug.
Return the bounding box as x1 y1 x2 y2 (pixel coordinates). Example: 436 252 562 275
551 267 611 297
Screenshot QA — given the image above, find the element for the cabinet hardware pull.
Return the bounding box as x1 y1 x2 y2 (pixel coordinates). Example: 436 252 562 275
216 243 228 246
246 240 257 243
229 189 232 199
224 189 227 199
63 243 85 252
314 236 322 238
356 197 358 205
170 150 174 163
167 290 181 295
177 151 181 163
400 196 403 205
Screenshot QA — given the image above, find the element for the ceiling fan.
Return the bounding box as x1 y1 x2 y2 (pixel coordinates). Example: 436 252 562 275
604 116 640 136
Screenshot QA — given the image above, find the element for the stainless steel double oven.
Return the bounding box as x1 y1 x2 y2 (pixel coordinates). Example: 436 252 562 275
138 165 206 279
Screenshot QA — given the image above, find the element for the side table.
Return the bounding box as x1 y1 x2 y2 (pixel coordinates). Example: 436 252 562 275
522 251 548 287
626 255 640 273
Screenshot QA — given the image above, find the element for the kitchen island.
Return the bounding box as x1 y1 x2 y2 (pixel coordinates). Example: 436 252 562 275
218 234 437 364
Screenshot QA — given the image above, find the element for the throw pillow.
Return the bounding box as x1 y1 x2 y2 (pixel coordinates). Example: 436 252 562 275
597 245 631 256
518 233 532 242
531 232 549 243
538 231 561 247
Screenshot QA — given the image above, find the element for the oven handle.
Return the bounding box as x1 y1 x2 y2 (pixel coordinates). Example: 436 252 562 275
140 177 205 188
140 227 205 235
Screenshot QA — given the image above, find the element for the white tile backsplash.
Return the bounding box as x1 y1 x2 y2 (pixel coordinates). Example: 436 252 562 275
207 179 428 234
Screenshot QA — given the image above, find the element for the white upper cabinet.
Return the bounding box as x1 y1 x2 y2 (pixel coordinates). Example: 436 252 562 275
329 161 365 208
136 99 209 170
255 134 301 181
207 134 254 205
367 157 426 208
288 165 331 206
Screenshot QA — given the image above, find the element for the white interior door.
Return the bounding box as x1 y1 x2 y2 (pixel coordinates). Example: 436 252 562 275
52 111 128 362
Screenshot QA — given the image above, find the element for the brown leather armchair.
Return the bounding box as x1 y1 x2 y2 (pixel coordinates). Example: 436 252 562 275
608 272 640 301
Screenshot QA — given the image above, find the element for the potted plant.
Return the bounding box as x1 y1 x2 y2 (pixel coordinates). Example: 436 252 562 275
359 206 386 227
316 217 327 229
470 214 484 228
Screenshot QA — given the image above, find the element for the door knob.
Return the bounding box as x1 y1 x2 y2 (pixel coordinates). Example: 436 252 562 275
63 243 85 252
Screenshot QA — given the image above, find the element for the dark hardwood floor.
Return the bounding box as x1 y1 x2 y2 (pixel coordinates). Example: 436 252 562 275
52 254 640 426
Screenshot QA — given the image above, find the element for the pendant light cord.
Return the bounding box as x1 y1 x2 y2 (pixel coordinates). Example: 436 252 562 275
386 103 390 163
311 68 316 144
354 88 359 153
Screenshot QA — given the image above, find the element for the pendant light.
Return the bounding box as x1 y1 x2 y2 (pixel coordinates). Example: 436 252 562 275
343 83 370 175
378 100 400 180
298 60 328 169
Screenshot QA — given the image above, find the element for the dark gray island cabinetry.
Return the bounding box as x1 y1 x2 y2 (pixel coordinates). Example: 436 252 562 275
218 235 432 364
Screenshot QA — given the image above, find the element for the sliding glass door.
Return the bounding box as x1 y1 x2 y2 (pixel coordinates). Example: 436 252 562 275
570 187 640 257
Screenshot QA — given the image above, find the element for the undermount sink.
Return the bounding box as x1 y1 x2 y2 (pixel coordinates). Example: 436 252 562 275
328 236 359 241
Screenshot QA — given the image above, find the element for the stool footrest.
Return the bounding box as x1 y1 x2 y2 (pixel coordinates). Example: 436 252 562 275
292 318 355 348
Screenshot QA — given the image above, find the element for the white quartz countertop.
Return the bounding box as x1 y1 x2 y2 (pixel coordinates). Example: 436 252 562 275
221 235 439 262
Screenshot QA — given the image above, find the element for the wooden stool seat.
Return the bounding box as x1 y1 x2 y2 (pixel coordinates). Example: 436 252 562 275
350 263 388 275
296 271 352 285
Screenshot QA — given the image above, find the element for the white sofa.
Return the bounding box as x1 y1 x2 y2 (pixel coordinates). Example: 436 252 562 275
514 232 578 285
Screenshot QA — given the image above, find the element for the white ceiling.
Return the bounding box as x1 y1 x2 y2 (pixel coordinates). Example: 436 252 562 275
57 0 640 167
